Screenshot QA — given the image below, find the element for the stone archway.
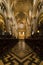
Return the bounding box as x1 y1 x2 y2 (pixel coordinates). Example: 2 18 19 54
38 13 43 24
37 12 43 26
0 13 6 34
15 12 26 39
36 11 43 36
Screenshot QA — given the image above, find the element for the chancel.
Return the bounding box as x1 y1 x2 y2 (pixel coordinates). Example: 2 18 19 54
0 0 43 65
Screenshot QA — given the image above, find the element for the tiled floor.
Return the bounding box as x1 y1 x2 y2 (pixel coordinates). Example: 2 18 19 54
0 40 43 65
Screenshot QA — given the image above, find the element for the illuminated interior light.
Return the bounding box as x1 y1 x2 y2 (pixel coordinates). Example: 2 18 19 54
37 30 40 33
23 32 24 35
32 31 34 35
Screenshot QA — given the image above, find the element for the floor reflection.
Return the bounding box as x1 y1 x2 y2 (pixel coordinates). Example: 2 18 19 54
11 39 33 59
18 40 25 50
0 39 43 65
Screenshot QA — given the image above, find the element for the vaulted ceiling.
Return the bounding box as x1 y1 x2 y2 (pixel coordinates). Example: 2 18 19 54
10 0 33 16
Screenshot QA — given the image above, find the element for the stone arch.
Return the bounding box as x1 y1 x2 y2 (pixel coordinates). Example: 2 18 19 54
38 13 43 24
37 10 43 25
36 9 43 34
0 13 7 32
15 12 27 39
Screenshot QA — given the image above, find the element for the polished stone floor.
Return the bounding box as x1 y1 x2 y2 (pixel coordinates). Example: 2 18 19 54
0 40 43 65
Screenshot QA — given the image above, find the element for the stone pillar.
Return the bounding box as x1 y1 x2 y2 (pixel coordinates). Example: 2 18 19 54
26 17 31 38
